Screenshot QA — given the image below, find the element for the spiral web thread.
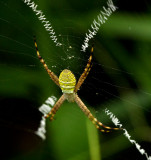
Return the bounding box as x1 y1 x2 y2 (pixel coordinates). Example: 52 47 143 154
35 96 57 140
105 108 151 160
23 0 62 47
23 0 117 53
81 0 117 52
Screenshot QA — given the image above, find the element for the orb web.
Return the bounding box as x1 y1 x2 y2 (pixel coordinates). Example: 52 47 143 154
0 0 151 159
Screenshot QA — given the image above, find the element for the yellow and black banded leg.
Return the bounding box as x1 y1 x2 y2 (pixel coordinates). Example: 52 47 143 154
33 36 60 87
74 46 93 93
45 95 65 121
75 94 121 132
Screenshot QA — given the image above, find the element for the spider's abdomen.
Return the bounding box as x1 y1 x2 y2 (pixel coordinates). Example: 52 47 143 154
59 69 76 93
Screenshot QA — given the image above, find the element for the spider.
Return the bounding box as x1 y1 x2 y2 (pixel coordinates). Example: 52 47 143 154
34 37 121 132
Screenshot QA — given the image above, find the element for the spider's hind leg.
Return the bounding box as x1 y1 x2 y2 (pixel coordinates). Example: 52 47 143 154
93 117 121 132
75 94 121 132
45 95 65 121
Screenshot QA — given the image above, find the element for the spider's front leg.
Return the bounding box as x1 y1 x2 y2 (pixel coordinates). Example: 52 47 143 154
45 95 65 121
74 47 93 93
34 36 60 87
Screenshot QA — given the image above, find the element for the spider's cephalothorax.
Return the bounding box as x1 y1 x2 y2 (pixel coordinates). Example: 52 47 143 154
34 37 121 132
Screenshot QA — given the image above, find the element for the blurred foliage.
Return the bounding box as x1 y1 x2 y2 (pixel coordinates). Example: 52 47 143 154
0 0 151 160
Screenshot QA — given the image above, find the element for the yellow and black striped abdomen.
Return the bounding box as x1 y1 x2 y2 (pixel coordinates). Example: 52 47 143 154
59 69 76 93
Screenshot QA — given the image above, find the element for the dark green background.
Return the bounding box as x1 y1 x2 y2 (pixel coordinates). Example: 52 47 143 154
0 0 151 160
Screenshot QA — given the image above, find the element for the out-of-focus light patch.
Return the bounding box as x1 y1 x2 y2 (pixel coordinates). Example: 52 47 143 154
105 108 151 160
35 96 57 140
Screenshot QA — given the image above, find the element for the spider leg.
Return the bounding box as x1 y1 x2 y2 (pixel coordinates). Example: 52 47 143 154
74 46 93 93
45 95 65 121
75 94 121 132
34 36 60 87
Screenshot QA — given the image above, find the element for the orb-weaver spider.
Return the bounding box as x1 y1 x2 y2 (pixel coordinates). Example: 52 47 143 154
34 37 120 132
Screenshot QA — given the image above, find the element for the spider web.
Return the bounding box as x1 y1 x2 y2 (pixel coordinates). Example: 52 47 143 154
0 0 151 160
